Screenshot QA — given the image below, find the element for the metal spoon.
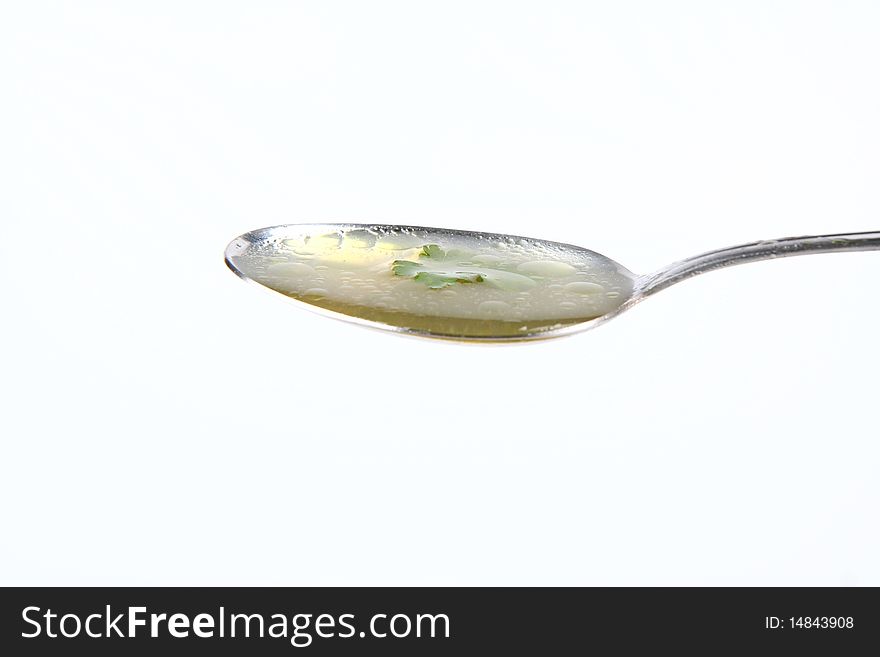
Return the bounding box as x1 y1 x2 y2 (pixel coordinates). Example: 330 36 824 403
225 224 880 342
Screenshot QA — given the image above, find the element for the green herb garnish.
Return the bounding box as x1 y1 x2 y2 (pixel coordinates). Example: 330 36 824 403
391 246 485 289
392 244 536 291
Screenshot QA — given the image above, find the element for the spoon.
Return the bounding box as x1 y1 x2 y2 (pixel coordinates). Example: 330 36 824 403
225 224 879 342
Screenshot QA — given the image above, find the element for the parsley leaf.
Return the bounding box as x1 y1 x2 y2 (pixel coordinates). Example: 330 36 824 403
390 260 424 278
391 258 484 289
392 243 487 289
391 243 536 291
413 271 484 289
420 244 445 259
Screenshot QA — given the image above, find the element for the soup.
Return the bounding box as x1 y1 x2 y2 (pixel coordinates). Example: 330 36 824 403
226 225 635 339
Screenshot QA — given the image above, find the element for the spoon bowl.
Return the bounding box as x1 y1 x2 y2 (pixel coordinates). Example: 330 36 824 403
225 223 880 342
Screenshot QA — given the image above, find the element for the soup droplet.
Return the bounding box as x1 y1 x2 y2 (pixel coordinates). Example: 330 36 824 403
517 260 577 277
565 281 604 295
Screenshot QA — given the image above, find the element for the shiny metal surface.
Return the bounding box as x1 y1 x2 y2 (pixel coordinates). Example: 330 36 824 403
226 224 880 342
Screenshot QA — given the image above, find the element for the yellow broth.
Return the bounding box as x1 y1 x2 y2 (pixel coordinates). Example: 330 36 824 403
228 226 635 339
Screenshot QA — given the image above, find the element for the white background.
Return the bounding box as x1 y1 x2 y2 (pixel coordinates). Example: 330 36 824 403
1 1 878 585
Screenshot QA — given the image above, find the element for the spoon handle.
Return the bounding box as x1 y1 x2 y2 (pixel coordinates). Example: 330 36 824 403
637 231 880 297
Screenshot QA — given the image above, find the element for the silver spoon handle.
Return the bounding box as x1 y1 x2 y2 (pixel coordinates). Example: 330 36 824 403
636 231 880 298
